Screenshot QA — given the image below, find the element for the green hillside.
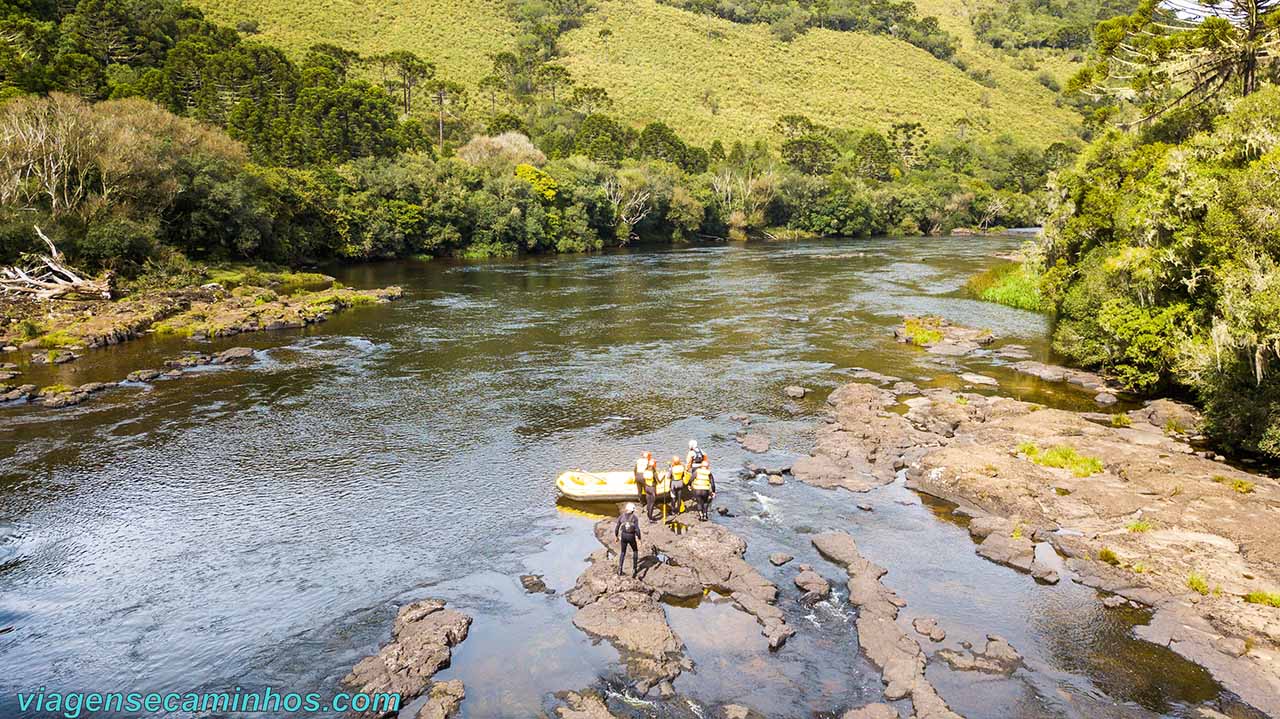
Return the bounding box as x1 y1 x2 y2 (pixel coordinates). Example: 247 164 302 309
192 0 517 85
190 0 1082 146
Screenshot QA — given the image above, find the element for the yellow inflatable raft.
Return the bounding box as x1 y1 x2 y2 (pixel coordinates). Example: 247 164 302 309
556 470 672 502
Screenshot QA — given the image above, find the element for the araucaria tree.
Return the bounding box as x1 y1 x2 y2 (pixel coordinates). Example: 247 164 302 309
1074 0 1280 122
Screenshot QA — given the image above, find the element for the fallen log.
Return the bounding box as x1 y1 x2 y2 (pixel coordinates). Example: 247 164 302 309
0 226 112 300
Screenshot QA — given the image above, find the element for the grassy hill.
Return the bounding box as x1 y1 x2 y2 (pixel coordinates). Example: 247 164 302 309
193 0 517 85
191 0 1082 146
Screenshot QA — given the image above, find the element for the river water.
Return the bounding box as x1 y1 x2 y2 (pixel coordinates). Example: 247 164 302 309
0 238 1259 718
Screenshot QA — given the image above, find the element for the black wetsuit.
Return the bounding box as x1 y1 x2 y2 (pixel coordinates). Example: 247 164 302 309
691 468 716 521
615 511 641 576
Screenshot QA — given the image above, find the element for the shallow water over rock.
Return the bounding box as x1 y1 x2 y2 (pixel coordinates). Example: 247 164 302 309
0 238 1256 718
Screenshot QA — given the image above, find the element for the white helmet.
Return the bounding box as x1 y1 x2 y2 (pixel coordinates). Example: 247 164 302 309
689 440 698 450
625 503 636 513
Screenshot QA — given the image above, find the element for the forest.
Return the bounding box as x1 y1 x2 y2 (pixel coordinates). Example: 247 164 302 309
1021 0 1280 457
0 0 1067 275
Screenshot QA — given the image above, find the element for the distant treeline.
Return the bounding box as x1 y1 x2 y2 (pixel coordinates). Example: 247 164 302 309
654 0 957 57
0 0 1071 276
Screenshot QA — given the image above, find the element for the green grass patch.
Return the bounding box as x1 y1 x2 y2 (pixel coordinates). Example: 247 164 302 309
1019 442 1104 477
901 316 944 346
207 266 335 294
1244 591 1280 608
16 319 43 340
967 262 1047 312
1097 547 1120 565
1127 519 1153 533
35 330 80 349
39 384 74 395
1110 413 1132 428
1212 475 1256 494
1131 562 1148 574
1187 573 1210 596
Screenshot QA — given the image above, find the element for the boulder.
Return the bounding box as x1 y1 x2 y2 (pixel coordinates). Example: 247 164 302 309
959 373 998 387
1030 542 1063 584
1094 392 1118 406
0 384 36 403
519 574 549 594
769 552 794 566
784 386 809 399
127 369 163 383
912 616 946 642
415 680 465 719
216 346 255 364
343 599 471 706
794 568 831 599
767 474 785 486
975 532 1035 573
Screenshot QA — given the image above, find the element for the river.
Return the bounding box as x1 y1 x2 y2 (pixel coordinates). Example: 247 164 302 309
0 237 1259 718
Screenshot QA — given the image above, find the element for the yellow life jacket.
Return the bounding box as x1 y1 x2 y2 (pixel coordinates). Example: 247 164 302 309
670 462 687 484
656 471 671 495
637 458 655 486
691 466 712 491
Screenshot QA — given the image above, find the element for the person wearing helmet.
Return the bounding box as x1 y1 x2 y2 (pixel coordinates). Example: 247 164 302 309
614 503 642 577
667 455 688 514
690 458 716 521
685 440 706 472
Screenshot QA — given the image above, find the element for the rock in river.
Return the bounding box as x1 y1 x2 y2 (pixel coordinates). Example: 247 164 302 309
842 705 899 719
769 552 793 566
784 385 810 399
738 433 771 453
344 598 471 711
812 531 961 719
794 568 831 599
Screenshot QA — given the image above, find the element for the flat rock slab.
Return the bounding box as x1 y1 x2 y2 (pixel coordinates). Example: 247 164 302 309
344 599 471 707
937 635 1023 675
555 691 621 719
738 433 771 453
813 531 962 718
895 316 996 357
842 705 899 719
959 373 998 387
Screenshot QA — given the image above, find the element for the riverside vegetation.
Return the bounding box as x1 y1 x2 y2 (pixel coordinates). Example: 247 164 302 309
966 0 1280 462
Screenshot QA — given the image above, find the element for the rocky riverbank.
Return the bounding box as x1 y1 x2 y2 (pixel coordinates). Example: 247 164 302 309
0 276 402 411
791 374 1280 716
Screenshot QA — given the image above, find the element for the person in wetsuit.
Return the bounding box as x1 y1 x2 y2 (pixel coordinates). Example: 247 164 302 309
615 503 641 577
690 459 716 521
668 455 688 514
635 451 659 521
